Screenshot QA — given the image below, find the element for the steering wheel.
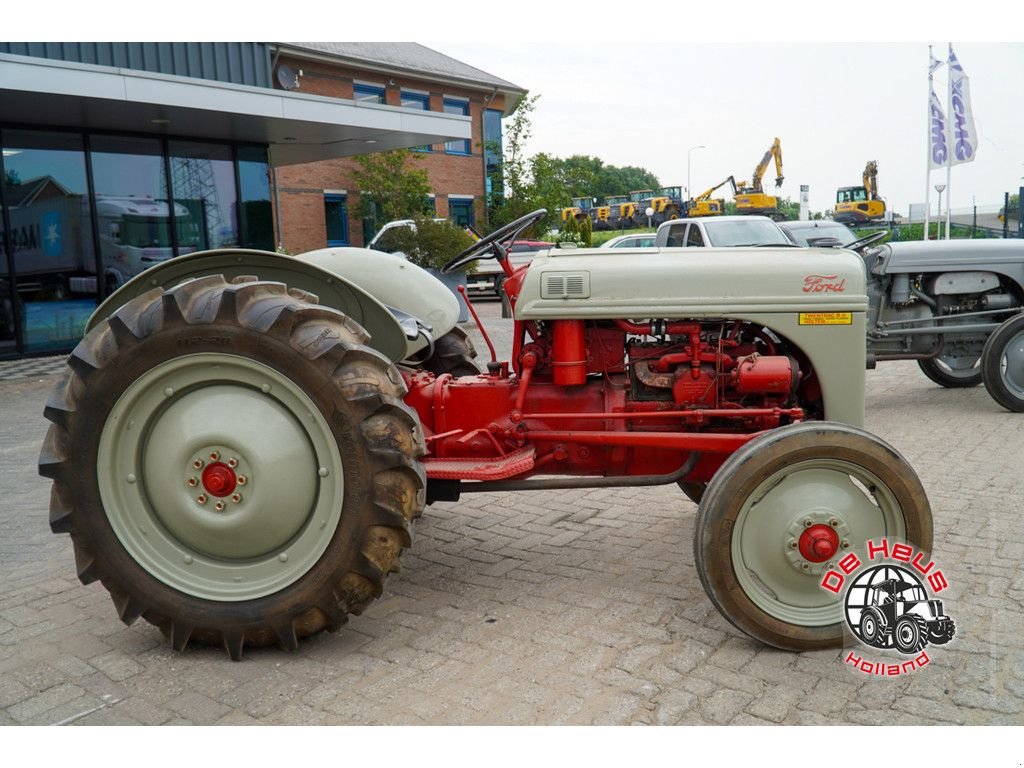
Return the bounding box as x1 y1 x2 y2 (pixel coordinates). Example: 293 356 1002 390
844 230 889 253
441 209 548 274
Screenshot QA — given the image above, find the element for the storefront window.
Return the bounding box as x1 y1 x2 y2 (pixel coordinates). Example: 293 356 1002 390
170 141 239 251
1 130 97 354
89 136 193 288
237 146 273 250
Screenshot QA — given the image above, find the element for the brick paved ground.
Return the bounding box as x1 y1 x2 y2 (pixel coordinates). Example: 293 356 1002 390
1 298 1022 725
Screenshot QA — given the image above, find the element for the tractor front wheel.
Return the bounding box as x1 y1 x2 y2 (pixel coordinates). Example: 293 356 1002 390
893 615 929 654
421 326 481 378
917 354 982 388
981 313 1024 411
39 275 425 659
693 422 932 651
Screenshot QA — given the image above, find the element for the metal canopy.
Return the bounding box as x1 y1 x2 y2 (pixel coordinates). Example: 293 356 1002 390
0 53 471 166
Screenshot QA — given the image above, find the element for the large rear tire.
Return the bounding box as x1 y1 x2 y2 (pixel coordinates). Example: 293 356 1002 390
39 274 426 659
693 422 932 651
421 326 482 378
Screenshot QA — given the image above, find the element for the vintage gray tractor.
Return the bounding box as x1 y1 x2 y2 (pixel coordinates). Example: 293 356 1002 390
861 238 1024 412
858 577 956 653
39 210 933 659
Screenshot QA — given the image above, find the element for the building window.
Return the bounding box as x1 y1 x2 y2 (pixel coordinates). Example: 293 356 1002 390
169 141 239 251
1 129 96 355
484 108 503 204
448 198 474 228
444 98 471 155
401 91 431 152
354 83 386 105
237 146 273 250
324 194 349 246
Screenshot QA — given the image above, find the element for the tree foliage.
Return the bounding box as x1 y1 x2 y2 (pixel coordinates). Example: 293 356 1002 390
486 94 660 237
350 149 433 223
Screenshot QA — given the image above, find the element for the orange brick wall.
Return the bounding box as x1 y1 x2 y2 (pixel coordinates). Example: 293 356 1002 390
273 55 507 250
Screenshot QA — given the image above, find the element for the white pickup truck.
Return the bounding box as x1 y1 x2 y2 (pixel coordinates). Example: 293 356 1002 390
654 215 794 248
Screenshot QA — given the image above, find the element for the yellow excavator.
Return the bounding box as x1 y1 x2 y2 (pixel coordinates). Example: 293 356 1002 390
734 137 784 217
834 161 886 223
685 176 736 217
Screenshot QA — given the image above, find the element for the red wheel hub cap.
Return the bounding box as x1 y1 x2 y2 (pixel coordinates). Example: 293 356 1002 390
201 462 237 497
798 524 839 563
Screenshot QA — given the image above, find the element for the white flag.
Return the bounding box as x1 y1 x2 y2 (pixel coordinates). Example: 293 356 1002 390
948 45 978 165
929 89 948 169
929 49 943 76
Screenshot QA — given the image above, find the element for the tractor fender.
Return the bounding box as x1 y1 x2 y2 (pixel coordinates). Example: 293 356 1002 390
296 247 460 347
87 248 409 362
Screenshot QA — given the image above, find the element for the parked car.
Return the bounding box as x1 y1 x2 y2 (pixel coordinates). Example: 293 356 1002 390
778 220 868 248
653 216 1024 410
600 233 657 249
468 239 554 297
654 215 795 248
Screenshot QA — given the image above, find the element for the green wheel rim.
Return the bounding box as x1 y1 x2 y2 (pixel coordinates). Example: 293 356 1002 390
98 353 344 601
731 458 907 627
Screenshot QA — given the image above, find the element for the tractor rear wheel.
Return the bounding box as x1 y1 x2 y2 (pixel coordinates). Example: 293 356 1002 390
677 481 706 505
981 313 1024 412
917 354 982 388
421 326 481 378
39 275 426 659
893 615 929 654
693 421 932 651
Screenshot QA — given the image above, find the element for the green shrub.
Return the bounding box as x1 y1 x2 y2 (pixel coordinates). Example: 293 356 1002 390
374 218 477 271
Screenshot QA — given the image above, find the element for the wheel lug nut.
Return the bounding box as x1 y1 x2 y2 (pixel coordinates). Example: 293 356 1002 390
803 519 812 527
231 493 241 503
215 501 225 511
187 477 197 487
237 475 247 485
842 540 850 549
830 519 839 527
801 562 810 571
227 458 238 468
209 451 220 461
790 541 797 549
197 494 207 505
193 459 204 469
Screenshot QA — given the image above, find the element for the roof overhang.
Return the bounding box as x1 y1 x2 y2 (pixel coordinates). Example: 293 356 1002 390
0 53 472 166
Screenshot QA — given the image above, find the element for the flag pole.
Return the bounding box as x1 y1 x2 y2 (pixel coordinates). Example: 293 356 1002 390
945 42 953 239
924 46 934 241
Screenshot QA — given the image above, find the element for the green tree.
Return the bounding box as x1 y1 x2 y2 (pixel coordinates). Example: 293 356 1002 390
372 217 476 271
350 149 433 225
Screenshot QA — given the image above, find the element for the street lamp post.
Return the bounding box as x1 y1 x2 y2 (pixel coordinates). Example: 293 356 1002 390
934 183 946 240
687 145 706 201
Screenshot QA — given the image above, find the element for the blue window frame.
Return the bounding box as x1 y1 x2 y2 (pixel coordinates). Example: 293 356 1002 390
448 198 474 228
353 83 385 105
402 91 432 152
443 98 471 155
324 194 349 246
484 108 503 202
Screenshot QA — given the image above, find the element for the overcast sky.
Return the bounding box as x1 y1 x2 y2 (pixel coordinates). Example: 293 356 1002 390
429 42 1024 216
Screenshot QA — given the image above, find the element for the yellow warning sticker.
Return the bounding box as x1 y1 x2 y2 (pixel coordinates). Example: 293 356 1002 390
799 312 853 326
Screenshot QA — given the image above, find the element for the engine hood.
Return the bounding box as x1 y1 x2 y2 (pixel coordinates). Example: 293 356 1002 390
877 239 1024 275
515 246 868 320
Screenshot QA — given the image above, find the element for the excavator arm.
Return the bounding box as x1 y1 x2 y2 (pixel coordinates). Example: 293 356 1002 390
695 176 737 202
739 137 783 194
863 161 879 200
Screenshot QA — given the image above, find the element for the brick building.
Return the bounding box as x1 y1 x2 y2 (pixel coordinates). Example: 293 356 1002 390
0 42 524 360
270 43 527 250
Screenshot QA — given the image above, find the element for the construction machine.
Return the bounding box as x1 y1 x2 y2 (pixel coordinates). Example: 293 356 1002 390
834 161 886 224
560 196 595 225
644 186 685 224
592 194 631 230
685 176 737 217
734 137 784 218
